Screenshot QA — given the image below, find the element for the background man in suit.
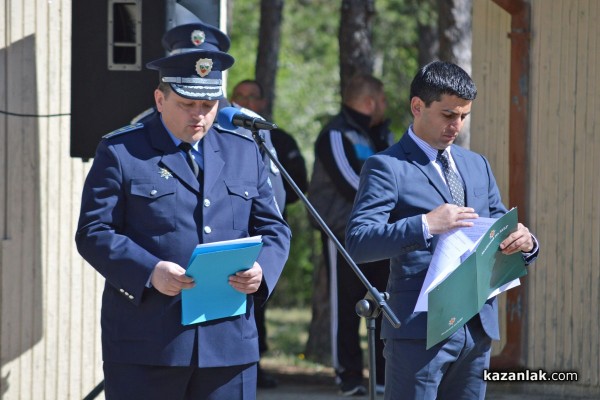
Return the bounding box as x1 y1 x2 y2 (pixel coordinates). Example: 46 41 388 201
345 61 539 400
75 48 290 399
230 79 308 388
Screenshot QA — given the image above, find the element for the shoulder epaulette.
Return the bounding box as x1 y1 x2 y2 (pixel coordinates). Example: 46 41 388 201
130 107 156 124
213 124 254 142
102 123 144 139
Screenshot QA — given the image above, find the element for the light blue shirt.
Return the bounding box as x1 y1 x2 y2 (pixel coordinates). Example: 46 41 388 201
407 125 464 241
160 115 204 169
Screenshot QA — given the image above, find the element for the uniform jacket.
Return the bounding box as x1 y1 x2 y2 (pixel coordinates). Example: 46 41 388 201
133 104 288 212
75 113 291 368
345 132 538 341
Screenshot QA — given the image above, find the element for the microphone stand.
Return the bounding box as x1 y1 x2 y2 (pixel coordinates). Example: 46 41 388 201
248 123 401 400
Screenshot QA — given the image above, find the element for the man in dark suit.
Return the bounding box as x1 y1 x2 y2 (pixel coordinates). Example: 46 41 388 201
345 61 539 400
75 48 290 400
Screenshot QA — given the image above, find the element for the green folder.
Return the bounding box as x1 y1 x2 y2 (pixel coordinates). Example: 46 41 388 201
426 208 527 349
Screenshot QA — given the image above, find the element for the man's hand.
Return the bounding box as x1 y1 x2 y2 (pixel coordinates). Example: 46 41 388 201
500 222 534 254
150 260 195 296
229 262 263 294
426 204 479 235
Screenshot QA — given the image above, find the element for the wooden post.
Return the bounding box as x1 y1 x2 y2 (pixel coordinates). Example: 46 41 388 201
490 0 531 370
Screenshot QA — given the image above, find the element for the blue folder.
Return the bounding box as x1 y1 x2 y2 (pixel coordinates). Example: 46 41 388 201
181 237 263 325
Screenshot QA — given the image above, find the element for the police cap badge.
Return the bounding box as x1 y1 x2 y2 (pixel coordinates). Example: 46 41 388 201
162 22 231 54
146 50 235 101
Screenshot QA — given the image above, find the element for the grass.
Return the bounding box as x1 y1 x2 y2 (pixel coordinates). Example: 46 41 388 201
262 307 330 372
261 307 369 379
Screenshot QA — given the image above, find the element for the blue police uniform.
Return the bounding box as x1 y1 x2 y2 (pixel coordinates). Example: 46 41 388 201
76 49 291 400
130 20 287 211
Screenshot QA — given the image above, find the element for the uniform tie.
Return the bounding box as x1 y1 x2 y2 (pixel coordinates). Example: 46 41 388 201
437 150 465 206
179 142 200 179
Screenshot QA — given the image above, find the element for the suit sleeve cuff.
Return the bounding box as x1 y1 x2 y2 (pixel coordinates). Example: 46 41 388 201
522 234 540 265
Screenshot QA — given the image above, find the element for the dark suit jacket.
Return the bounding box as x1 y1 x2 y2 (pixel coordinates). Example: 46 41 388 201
76 113 291 368
346 132 537 341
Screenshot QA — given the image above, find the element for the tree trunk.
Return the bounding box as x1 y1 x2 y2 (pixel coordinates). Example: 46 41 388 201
255 0 284 120
437 0 472 149
417 0 439 67
338 0 375 92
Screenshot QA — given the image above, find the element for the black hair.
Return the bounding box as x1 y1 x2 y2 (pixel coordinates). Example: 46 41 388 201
409 61 477 106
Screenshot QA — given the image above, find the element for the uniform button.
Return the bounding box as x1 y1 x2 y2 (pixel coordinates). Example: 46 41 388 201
119 289 124 293
204 226 212 234
150 189 157 196
244 191 249 197
128 295 134 300
203 199 211 207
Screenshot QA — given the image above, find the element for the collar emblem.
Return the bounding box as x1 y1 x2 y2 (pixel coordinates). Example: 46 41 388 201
158 167 173 180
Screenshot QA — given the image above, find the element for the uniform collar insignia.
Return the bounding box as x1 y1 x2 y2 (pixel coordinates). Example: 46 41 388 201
158 167 173 179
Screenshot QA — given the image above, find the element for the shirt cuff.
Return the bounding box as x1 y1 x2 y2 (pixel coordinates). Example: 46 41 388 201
422 214 433 241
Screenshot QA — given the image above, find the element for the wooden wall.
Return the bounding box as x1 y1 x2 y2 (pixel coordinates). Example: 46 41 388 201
471 0 512 358
472 0 600 397
0 0 104 399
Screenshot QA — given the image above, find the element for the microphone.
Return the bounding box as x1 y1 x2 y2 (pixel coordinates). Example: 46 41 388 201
217 107 278 131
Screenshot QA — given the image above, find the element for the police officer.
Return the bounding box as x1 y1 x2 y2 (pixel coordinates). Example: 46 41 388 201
76 48 291 399
131 21 287 215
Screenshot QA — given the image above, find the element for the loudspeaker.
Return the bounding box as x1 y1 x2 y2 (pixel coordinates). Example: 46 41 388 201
70 0 222 160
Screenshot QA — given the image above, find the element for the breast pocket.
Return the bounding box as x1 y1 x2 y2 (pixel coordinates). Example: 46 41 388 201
129 178 177 232
225 180 259 231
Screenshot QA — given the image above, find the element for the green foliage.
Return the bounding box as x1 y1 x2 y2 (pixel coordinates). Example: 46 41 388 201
374 0 422 137
228 0 421 307
269 202 322 308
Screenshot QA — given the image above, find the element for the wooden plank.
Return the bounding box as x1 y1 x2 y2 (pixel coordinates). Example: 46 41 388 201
556 0 575 372
572 0 590 384
0 21 6 396
531 0 559 371
525 0 539 369
31 0 49 397
528 0 542 369
3 0 27 397
585 0 600 386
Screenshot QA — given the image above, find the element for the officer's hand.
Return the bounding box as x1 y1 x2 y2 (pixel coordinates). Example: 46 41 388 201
150 260 195 296
500 222 534 254
426 203 478 235
229 262 263 294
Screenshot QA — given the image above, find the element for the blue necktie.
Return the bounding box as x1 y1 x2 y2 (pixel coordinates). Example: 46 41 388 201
437 150 465 206
179 142 200 179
